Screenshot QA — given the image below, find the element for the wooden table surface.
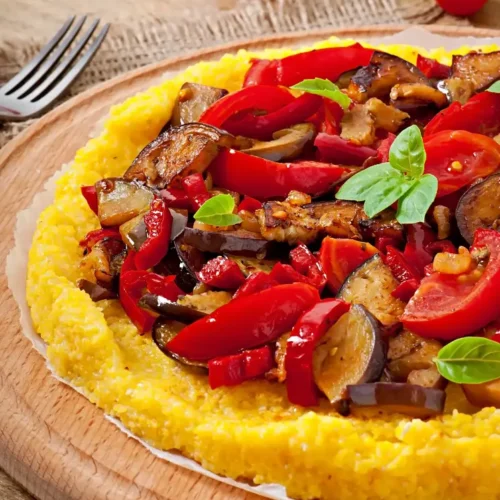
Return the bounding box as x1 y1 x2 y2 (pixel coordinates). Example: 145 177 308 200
1 1 500 499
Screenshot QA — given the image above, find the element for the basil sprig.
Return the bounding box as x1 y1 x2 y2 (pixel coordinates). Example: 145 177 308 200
194 194 242 226
487 81 500 93
336 125 438 224
436 337 500 384
291 78 352 110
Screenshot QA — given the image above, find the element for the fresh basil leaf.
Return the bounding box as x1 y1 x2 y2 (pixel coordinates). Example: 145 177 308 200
389 124 426 177
336 163 397 202
291 78 351 110
396 174 438 224
363 175 414 218
436 337 500 384
194 194 242 226
487 81 500 93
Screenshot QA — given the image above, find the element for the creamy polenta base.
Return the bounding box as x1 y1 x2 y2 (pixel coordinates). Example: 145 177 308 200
27 38 500 499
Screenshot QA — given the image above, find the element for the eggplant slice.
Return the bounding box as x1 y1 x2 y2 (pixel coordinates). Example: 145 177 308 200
440 51 500 103
347 382 446 418
80 237 126 287
456 173 500 244
337 254 405 328
313 305 385 404
152 317 207 370
347 52 431 103
139 294 207 323
170 82 228 127
183 226 279 258
95 178 154 227
124 123 234 188
177 291 232 314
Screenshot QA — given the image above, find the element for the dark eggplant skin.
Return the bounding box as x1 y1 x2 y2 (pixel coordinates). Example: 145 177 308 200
152 317 207 370
77 279 116 301
347 382 446 418
139 294 207 323
456 173 500 244
183 227 280 258
169 209 188 241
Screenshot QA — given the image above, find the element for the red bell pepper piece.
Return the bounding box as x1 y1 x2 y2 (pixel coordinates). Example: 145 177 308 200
403 223 437 276
199 85 294 129
81 185 98 215
166 283 320 360
210 149 345 200
319 237 379 293
290 242 327 291
314 133 377 166
160 188 191 209
181 173 211 211
197 256 246 289
243 45 374 87
386 245 422 283
121 249 137 275
237 196 262 213
425 240 457 256
119 270 183 333
425 91 500 138
416 55 450 79
134 198 172 270
270 262 326 292
224 93 322 140
208 345 274 389
375 236 401 254
423 263 435 277
79 228 121 251
233 271 279 299
391 278 420 302
376 133 396 163
308 99 344 136
402 229 500 340
285 299 350 406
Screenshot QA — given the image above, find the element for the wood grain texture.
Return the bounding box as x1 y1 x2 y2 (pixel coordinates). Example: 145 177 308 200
1 25 499 500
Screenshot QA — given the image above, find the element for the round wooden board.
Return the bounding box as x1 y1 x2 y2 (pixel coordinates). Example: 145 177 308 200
1 24 499 500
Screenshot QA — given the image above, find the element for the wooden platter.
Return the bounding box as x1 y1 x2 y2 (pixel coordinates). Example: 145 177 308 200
1 24 499 500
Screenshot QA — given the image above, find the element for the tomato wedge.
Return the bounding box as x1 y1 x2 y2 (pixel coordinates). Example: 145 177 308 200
424 130 500 197
319 238 379 293
402 229 500 340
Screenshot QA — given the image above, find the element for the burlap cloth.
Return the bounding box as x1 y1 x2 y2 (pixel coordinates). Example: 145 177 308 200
0 0 472 498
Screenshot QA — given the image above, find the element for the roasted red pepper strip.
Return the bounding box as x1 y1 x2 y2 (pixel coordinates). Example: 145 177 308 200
223 93 322 140
210 149 345 200
376 133 396 163
81 185 98 215
233 271 279 299
160 188 191 209
285 299 350 407
425 92 500 138
375 236 401 254
119 270 183 333
308 99 344 136
79 228 121 251
425 240 457 255
243 45 374 87
403 223 436 276
121 249 137 274
237 196 262 213
402 229 500 340
134 198 172 270
181 173 211 211
270 262 326 292
199 85 294 128
385 245 422 282
314 133 377 166
208 345 274 389
197 256 245 289
290 243 327 291
167 283 320 360
391 278 420 302
416 55 450 79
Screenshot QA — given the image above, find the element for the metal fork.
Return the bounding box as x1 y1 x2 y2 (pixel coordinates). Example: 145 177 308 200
0 16 109 121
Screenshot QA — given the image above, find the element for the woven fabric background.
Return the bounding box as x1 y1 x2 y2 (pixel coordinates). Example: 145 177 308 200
0 0 470 148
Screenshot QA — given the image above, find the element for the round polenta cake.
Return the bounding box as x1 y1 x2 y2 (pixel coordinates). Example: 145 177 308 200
26 37 500 500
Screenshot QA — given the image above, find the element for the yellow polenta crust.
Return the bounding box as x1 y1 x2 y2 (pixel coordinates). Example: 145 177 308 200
27 38 500 499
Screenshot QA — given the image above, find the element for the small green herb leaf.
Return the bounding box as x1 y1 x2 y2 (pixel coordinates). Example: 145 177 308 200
363 176 415 218
487 81 500 93
389 125 426 177
396 174 438 224
194 194 242 227
291 78 352 110
336 163 397 202
436 337 500 384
